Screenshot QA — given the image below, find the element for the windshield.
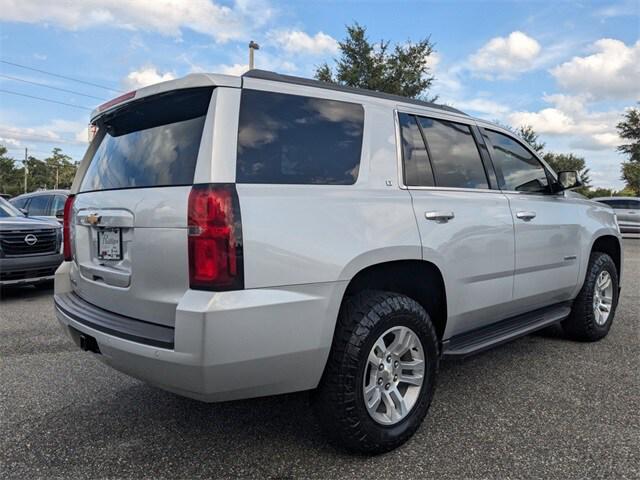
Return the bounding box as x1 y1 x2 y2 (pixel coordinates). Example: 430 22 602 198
0 197 24 218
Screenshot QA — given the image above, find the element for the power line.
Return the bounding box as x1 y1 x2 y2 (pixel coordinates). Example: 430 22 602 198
0 89 92 111
1 59 123 94
0 73 108 101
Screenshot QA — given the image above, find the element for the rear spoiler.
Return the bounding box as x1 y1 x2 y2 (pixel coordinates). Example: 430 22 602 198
89 73 241 123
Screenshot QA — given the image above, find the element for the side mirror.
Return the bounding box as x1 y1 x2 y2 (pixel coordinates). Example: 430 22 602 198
557 171 582 190
55 209 64 219
19 208 28 216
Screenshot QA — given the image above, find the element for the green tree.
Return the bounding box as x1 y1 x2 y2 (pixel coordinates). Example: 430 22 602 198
543 152 591 194
44 147 77 189
583 187 614 199
617 103 640 194
516 125 545 154
0 146 24 196
621 162 640 196
315 23 437 100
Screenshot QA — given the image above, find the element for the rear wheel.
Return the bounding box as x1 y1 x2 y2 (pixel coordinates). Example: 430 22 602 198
562 252 619 341
313 290 439 454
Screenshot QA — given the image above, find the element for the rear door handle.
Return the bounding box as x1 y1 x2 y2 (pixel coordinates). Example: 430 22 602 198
516 211 536 221
425 211 455 222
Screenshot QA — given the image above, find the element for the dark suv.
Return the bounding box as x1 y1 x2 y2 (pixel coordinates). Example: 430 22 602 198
0 197 62 287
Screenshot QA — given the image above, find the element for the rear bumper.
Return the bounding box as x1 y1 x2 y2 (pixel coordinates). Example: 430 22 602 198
0 253 62 285
54 262 345 402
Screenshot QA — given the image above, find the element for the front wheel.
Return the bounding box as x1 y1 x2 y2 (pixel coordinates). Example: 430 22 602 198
562 252 619 341
313 291 439 454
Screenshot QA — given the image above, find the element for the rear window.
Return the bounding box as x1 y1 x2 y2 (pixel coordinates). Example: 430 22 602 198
236 89 364 185
80 88 212 192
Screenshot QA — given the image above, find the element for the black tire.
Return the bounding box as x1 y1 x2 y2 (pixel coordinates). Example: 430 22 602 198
562 252 619 342
313 290 439 454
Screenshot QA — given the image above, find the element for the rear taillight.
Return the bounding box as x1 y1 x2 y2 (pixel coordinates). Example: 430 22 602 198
188 184 244 291
63 194 75 261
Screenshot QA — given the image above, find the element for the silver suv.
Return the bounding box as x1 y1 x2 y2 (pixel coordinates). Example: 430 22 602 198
594 197 640 233
54 70 623 453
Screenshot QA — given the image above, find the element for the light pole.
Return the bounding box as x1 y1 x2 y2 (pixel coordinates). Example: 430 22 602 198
23 147 28 193
249 41 260 70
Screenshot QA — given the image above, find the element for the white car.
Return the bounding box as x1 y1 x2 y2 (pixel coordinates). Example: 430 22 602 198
54 70 623 453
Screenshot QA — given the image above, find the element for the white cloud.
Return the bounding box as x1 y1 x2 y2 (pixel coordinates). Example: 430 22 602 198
453 98 510 117
551 39 640 100
508 94 622 154
508 108 575 134
269 29 339 55
217 63 250 76
211 51 297 76
0 119 89 145
469 31 541 78
0 0 272 43
594 1 639 18
123 66 175 90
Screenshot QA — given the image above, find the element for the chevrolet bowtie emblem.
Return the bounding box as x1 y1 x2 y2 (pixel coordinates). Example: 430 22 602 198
86 213 101 225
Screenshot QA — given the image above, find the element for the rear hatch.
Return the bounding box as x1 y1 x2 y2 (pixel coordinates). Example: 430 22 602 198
69 87 213 327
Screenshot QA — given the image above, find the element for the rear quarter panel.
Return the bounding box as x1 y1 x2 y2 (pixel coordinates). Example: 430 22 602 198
236 99 421 288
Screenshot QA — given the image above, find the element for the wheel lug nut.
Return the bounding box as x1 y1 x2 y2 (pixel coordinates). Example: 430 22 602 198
385 383 390 390
386 355 392 363
377 378 383 385
394 361 399 368
393 375 398 381
378 363 384 371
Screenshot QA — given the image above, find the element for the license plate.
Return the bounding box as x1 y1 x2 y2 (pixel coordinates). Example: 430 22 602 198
97 228 122 260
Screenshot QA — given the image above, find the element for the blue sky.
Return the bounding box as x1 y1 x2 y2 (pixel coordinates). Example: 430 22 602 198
1 0 638 189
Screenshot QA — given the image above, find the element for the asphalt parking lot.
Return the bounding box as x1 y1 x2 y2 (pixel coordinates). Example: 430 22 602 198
1 240 638 479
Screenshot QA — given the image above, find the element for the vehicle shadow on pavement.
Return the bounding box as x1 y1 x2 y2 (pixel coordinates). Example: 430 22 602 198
0 284 54 301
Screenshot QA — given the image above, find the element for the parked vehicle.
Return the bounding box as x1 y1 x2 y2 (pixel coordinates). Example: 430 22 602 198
54 70 623 453
594 197 640 234
10 189 69 223
0 197 63 287
0 193 11 200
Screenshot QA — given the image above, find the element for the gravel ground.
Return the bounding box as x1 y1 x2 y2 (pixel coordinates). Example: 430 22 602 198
1 240 638 479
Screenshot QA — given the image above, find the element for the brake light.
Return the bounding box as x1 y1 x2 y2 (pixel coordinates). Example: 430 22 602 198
188 184 244 291
63 195 75 261
97 91 136 112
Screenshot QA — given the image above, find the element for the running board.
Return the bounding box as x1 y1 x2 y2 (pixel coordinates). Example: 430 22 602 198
442 302 572 358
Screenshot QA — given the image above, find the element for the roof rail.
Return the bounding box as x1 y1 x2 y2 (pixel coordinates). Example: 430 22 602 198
242 69 467 116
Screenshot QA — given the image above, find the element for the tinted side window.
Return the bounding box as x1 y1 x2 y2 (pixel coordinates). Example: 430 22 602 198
398 113 434 186
11 197 28 209
485 130 549 193
236 90 364 185
608 199 640 209
417 118 488 189
27 195 50 215
51 195 66 215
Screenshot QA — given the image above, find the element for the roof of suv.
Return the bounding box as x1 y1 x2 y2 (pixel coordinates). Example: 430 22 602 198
91 69 468 120
242 70 467 116
12 189 70 199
